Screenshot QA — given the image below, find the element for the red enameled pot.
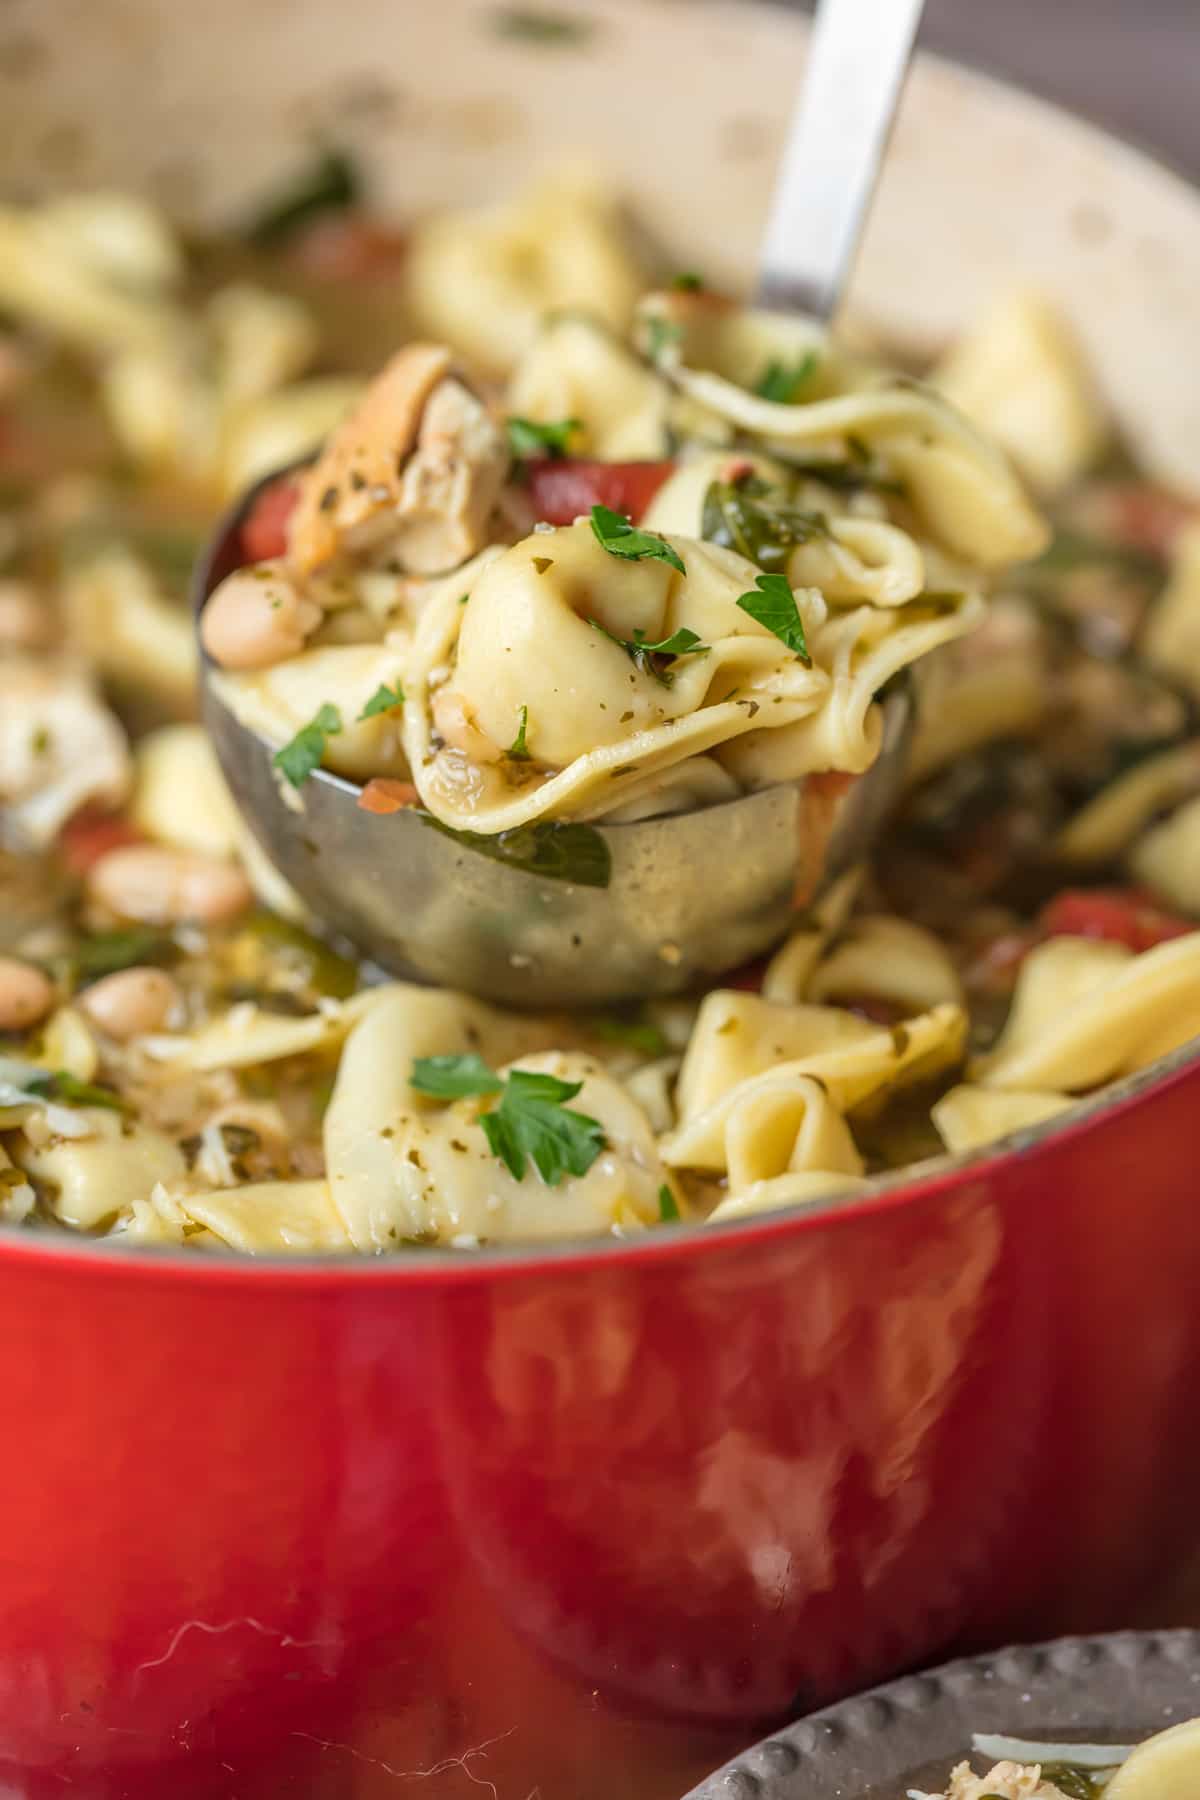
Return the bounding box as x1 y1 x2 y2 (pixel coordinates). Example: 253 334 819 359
5 4 1200 1796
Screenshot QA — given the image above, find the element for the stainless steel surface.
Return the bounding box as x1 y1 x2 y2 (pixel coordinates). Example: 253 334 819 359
757 0 926 318
195 478 912 1009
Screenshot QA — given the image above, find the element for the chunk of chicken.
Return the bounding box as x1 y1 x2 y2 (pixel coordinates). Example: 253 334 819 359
0 656 131 846
288 342 508 578
944 1761 1070 1800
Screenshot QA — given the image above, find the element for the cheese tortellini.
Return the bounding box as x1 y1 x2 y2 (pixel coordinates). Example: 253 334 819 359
5 165 1200 1257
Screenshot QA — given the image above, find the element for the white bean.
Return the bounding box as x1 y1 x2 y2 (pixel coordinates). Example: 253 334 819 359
0 956 55 1032
200 560 323 671
0 579 56 651
78 966 180 1040
88 846 253 926
431 688 504 764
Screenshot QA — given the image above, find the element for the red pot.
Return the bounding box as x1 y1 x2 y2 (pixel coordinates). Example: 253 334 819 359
9 5 1200 1796
2 1048 1199 1798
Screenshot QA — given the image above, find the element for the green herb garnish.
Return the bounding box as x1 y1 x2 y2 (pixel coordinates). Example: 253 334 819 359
589 503 686 575
411 1054 503 1100
73 928 177 985
658 1184 680 1222
503 702 532 759
245 147 361 247
590 1015 668 1056
671 272 704 292
357 682 404 721
643 316 683 364
590 619 708 686
411 1055 606 1185
273 703 342 789
736 572 812 664
753 350 819 403
420 813 611 888
506 416 580 460
702 477 827 575
489 5 595 45
1039 1771 1102 1800
27 1071 129 1113
1029 528 1163 581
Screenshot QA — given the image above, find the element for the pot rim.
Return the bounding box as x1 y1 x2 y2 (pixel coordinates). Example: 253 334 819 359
6 22 1200 1286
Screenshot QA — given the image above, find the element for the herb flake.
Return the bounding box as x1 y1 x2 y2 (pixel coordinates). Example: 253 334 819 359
702 477 827 575
27 1071 129 1113
273 703 342 789
590 1015 668 1057
357 682 404 721
589 503 685 575
410 1055 606 1185
590 619 708 687
658 1183 680 1222
506 416 580 460
507 704 532 761
489 5 595 45
754 350 819 403
644 315 682 364
245 147 361 247
411 1054 503 1100
420 813 611 888
73 928 176 985
736 572 812 664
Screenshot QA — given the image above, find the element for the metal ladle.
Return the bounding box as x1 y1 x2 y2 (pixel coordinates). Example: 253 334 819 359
195 0 926 1009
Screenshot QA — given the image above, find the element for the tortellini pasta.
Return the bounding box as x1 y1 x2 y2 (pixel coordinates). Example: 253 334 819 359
5 171 1200 1257
403 523 832 831
323 985 672 1248
932 289 1109 494
974 934 1200 1092
404 172 644 371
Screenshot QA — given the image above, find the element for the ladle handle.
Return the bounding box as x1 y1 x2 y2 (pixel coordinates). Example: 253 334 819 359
756 0 926 320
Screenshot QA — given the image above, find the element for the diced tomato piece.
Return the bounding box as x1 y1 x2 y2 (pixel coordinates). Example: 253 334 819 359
1103 482 1197 559
240 476 301 564
723 957 767 993
1037 886 1195 953
287 216 408 282
964 929 1038 996
525 459 675 527
59 808 145 876
357 779 419 816
842 996 906 1027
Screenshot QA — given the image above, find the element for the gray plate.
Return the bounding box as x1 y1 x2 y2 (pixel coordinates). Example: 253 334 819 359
684 1631 1200 1798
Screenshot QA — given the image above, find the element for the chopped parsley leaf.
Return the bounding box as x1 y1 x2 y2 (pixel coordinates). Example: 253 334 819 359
410 1055 606 1185
702 477 827 575
74 927 176 984
357 682 404 721
590 1014 668 1056
590 618 708 687
245 147 360 247
506 416 580 460
411 1054 503 1099
27 1070 129 1113
643 315 683 364
736 572 812 665
671 271 704 292
507 704 532 760
658 1183 680 1222
589 503 686 574
273 703 342 789
489 5 595 44
754 350 819 403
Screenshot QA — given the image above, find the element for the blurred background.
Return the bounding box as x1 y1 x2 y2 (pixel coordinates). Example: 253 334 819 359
799 0 1196 177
